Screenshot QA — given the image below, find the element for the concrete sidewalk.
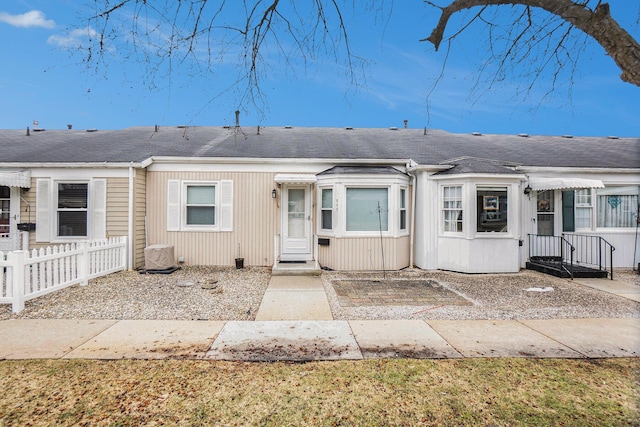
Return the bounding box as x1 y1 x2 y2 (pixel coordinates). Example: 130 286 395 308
0 317 637 361
0 275 637 361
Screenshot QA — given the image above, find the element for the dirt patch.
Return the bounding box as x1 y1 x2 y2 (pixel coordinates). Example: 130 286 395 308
332 279 472 307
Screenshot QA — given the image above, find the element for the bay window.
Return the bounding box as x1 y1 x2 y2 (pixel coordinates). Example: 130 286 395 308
477 187 508 233
346 187 388 232
321 188 333 230
399 188 407 230
443 185 463 232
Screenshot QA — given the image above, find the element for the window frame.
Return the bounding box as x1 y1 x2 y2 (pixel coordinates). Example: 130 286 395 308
476 186 509 234
320 187 333 231
55 181 89 239
442 185 463 234
399 187 408 231
182 181 219 231
596 186 639 229
345 186 390 234
574 189 592 230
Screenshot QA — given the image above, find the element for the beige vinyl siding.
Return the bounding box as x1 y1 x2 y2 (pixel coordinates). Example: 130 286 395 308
105 177 129 238
146 171 278 266
318 236 410 271
133 169 147 268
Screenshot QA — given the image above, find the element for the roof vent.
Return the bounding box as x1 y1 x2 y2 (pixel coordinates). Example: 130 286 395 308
284 125 293 129
471 132 482 136
561 134 573 138
345 126 353 130
607 135 619 139
518 133 529 137
33 128 45 132
67 124 73 130
389 127 398 130
223 125 231 129
86 128 98 132
177 125 186 129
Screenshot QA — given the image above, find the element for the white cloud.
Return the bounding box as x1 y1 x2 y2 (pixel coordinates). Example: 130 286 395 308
0 10 55 29
47 27 99 48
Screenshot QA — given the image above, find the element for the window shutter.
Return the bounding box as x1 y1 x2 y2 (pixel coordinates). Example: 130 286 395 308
562 190 575 232
35 179 51 242
167 180 181 231
92 179 107 239
220 180 233 231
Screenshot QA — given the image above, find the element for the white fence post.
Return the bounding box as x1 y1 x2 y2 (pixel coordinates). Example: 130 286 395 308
79 242 89 286
8 250 27 313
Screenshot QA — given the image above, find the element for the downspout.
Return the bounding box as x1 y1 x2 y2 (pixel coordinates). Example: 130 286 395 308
127 164 135 270
407 165 417 268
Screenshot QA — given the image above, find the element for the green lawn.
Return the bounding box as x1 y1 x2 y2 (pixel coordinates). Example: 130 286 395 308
0 358 637 426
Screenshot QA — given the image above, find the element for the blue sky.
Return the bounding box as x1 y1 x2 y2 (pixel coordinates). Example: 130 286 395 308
0 1 638 137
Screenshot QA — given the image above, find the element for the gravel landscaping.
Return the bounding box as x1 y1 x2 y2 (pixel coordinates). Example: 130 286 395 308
1 266 638 321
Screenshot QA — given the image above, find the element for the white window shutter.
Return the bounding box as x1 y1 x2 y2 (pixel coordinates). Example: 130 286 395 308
92 179 107 239
167 180 181 231
220 180 233 231
35 179 51 242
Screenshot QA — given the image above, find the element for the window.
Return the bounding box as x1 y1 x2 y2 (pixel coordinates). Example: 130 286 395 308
186 185 216 226
321 188 333 230
57 183 88 237
597 186 639 228
346 187 388 232
575 189 592 229
399 188 407 230
167 180 233 232
477 187 508 232
0 186 9 235
443 186 462 232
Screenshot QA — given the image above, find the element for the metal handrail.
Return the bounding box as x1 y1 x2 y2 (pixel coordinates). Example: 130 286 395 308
528 234 575 279
563 234 616 280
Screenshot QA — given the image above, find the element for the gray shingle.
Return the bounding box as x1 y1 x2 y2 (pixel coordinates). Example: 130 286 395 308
0 126 638 169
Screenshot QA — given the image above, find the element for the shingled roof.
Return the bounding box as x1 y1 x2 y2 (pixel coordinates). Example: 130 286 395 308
0 126 638 169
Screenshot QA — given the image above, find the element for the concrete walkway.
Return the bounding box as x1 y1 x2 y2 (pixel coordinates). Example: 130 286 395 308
0 276 637 361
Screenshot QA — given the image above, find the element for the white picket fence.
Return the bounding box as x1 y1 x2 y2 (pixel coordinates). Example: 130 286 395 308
0 236 127 313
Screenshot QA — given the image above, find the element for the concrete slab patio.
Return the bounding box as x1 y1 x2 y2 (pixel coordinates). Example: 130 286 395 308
574 278 640 303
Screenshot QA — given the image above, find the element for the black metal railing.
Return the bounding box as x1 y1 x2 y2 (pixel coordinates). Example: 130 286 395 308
562 234 616 280
528 234 575 279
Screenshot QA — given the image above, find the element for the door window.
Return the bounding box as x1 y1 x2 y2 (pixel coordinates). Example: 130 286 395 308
287 188 306 238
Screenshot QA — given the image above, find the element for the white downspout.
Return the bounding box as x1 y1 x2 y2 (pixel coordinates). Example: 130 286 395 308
408 167 417 268
127 164 135 270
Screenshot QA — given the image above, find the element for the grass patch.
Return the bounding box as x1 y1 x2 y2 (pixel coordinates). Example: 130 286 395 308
0 358 637 426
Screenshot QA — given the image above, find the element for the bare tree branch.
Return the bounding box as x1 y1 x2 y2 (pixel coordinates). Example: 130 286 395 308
424 0 640 86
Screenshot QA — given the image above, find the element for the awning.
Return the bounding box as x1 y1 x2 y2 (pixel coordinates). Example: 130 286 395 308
274 174 317 184
0 170 31 188
528 177 604 191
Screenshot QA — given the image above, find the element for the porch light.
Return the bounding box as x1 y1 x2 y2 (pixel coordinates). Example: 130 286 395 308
524 185 532 195
272 189 277 198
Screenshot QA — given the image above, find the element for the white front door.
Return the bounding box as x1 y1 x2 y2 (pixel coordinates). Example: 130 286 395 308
281 185 313 261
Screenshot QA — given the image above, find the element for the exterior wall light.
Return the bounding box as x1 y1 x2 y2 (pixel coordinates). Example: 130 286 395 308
524 185 532 195
272 189 277 198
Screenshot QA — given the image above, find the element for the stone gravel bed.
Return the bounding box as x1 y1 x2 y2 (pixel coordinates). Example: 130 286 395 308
1 266 638 321
322 269 640 321
0 266 271 321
